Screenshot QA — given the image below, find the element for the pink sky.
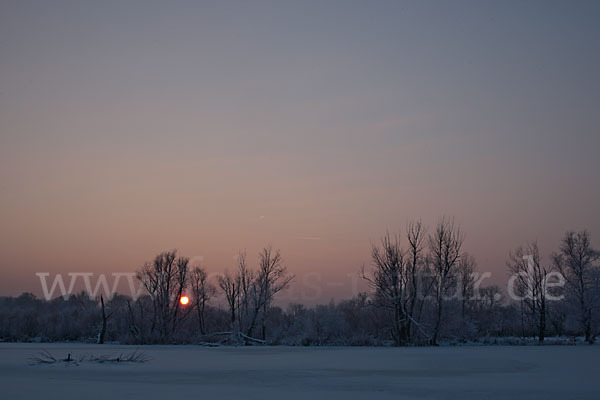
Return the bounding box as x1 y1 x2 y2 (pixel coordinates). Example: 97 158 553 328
1 1 599 302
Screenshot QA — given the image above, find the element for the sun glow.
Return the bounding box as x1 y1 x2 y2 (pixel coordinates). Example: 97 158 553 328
179 296 189 305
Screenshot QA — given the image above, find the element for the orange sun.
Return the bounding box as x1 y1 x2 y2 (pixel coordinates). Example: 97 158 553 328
179 296 189 305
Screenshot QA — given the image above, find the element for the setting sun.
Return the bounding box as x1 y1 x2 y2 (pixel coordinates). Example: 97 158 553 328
179 296 189 306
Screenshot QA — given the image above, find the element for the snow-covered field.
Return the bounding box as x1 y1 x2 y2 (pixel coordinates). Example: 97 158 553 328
1 343 598 400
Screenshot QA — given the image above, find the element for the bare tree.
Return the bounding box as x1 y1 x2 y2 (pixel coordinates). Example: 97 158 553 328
363 233 410 345
552 230 599 343
428 218 464 345
97 294 112 344
406 220 427 340
255 247 294 339
507 242 549 343
236 251 255 335
190 266 215 335
457 253 476 322
137 250 190 342
218 269 240 329
218 247 293 342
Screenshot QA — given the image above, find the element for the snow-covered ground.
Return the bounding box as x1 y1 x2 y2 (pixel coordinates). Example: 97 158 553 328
0 343 597 399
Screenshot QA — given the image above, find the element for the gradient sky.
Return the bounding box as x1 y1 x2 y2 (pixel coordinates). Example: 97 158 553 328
1 0 599 302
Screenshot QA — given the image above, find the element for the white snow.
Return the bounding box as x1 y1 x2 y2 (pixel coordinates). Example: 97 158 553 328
0 343 598 399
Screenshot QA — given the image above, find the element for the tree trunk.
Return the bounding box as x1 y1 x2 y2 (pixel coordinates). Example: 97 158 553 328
585 308 593 344
432 294 443 346
98 295 108 344
538 299 546 344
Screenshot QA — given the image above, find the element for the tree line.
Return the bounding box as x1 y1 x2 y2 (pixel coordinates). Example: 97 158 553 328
1 219 598 345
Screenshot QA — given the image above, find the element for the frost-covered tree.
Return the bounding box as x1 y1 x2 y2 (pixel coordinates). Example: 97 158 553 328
429 218 464 345
217 268 240 328
507 242 550 343
406 220 427 341
363 221 436 345
552 230 599 343
218 247 293 341
190 266 215 335
457 253 476 322
253 247 294 339
137 250 191 342
363 232 408 345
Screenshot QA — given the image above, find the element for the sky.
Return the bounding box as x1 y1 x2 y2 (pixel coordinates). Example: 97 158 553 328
1 0 599 303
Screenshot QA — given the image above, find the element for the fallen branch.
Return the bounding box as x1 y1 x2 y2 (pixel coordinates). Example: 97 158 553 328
28 350 150 366
202 331 266 345
28 350 56 365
